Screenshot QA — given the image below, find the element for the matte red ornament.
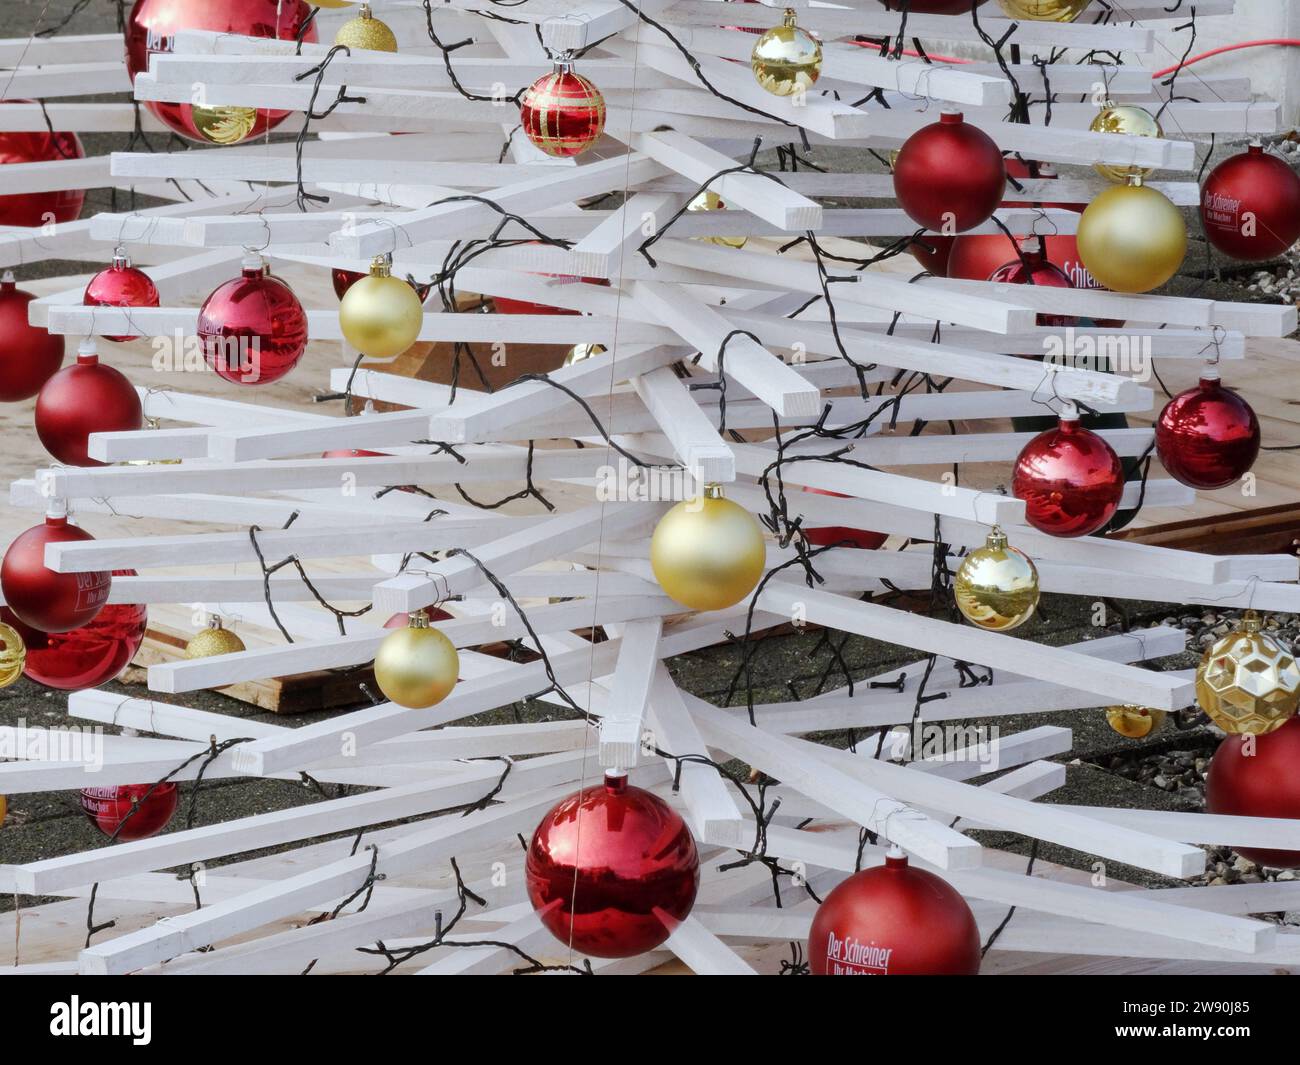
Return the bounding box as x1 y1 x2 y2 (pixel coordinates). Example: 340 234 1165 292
35 343 143 467
1155 373 1260 490
493 246 610 315
1200 143 1300 262
893 111 1005 233
83 252 160 343
808 851 981 975
1 571 146 691
197 257 308 385
80 782 179 843
1012 410 1125 537
802 488 888 550
526 771 700 957
0 513 111 634
987 241 1077 328
0 272 64 401
906 234 955 276
331 268 432 303
520 65 606 159
999 157 1083 213
125 0 315 143
1206 717 1300 868
0 101 85 228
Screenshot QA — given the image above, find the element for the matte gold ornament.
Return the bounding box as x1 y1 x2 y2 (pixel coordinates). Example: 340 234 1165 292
687 190 747 249
184 616 247 659
1105 705 1167 739
374 609 460 708
1089 103 1163 183
650 484 766 612
190 104 259 147
751 9 822 97
339 254 425 358
0 621 26 687
1076 177 1186 293
953 526 1039 632
996 0 1092 21
123 416 182 467
334 4 398 52
564 343 605 366
1196 610 1300 735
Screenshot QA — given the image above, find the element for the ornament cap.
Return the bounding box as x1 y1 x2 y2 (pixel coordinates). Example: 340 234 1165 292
938 109 964 124
702 482 725 500
604 769 629 794
111 249 131 270
408 608 431 629
1 270 14 288
1199 366 1222 385
77 337 98 358
45 497 68 521
781 6 797 26
369 254 393 278
985 524 1009 551
1126 173 1145 188
240 252 265 275
885 844 908 868
1240 609 1263 633
1058 399 1081 423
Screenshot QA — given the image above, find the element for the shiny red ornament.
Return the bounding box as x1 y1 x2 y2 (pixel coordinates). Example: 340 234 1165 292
1200 143 1300 262
520 65 606 159
1 571 146 690
1012 411 1125 537
802 488 888 550
383 608 453 628
1206 717 1300 868
83 252 160 343
197 257 308 385
893 111 1005 233
1155 373 1260 490
80 782 179 842
0 513 111 633
526 771 700 957
35 343 143 467
0 272 64 401
494 246 610 315
0 100 85 228
987 242 1077 328
125 0 315 143
331 268 432 304
809 851 981 975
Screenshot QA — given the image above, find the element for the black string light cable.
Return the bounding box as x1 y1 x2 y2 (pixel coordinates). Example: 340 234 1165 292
293 45 367 210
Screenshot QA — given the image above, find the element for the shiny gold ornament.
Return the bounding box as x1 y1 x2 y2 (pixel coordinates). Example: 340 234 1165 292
564 343 606 366
374 609 460 708
996 0 1092 21
687 190 747 249
314 0 356 7
190 104 259 147
1089 103 1163 184
0 621 26 688
1105 704 1167 739
751 9 822 98
123 416 182 467
1196 610 1300 735
334 4 398 52
339 254 424 358
953 525 1039 632
184 616 247 659
1076 177 1187 293
650 484 766 612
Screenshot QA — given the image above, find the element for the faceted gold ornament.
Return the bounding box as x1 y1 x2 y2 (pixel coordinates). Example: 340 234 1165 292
687 190 747 249
1089 103 1163 183
651 484 766 612
374 609 460 708
1105 704 1167 739
339 254 425 358
996 0 1092 21
190 104 259 147
564 343 606 367
751 9 822 98
1196 610 1300 735
954 526 1039 632
335 5 398 52
0 621 26 687
184 616 247 659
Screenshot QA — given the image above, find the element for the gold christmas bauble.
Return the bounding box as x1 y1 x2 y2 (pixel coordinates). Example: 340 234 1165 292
0 794 7 828
650 485 766 612
335 9 398 52
687 190 747 249
1076 178 1186 293
1089 103 1163 183
953 526 1039 632
375 610 460 708
1105 704 1167 739
996 0 1092 21
1196 611 1300 735
190 104 259 146
339 256 424 358
184 617 247 659
564 343 606 366
314 0 355 7
751 9 822 97
0 621 26 687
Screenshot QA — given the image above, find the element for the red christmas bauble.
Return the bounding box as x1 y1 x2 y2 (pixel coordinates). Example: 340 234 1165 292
35 347 143 467
1206 717 1300 868
383 608 453 628
0 514 111 633
893 111 1005 233
526 772 700 957
331 268 432 304
1155 374 1260 490
493 242 610 315
83 253 160 343
809 852 981 975
801 489 888 550
1000 157 1083 213
0 101 85 228
1012 412 1125 537
125 0 315 143
907 234 955 276
988 243 1077 328
520 68 606 159
1 571 146 690
198 259 308 385
80 782 179 842
1200 143 1300 262
0 273 64 401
